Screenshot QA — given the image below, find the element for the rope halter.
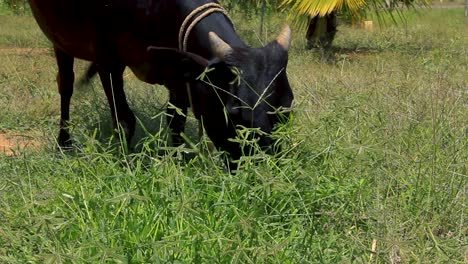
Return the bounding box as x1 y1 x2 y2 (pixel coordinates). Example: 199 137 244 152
178 3 232 52
177 3 233 141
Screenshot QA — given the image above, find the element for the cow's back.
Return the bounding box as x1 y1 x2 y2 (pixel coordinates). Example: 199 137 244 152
28 0 103 60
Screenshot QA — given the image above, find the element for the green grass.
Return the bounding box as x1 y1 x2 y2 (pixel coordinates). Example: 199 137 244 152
0 8 467 263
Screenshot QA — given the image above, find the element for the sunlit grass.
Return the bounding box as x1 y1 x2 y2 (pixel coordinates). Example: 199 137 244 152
0 7 466 263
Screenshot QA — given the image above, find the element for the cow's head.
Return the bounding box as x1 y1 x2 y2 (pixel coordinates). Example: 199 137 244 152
148 26 294 161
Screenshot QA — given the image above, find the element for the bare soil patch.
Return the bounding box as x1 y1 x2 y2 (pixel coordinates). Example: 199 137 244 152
0 132 41 156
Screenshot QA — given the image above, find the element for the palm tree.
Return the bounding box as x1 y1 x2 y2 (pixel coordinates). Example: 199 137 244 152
281 0 427 50
222 0 428 51
304 11 337 51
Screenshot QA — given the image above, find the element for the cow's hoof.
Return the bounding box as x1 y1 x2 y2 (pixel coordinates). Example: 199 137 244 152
57 131 73 151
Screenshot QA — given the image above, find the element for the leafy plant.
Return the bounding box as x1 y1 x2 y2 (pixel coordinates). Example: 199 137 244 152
0 0 28 14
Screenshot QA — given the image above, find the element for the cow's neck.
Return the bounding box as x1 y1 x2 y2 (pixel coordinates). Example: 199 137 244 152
178 0 247 59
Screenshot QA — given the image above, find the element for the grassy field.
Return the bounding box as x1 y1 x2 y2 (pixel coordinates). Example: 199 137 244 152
0 7 467 263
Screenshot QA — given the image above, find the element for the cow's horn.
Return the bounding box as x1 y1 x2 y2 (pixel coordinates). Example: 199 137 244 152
276 25 291 51
209 32 233 59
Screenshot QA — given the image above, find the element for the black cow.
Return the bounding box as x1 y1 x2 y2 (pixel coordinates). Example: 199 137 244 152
28 0 294 166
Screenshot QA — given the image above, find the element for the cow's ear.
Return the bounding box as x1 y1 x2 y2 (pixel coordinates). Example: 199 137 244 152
146 46 209 82
201 59 238 87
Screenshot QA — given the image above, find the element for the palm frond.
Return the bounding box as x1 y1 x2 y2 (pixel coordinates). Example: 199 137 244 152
280 0 429 30
281 0 366 17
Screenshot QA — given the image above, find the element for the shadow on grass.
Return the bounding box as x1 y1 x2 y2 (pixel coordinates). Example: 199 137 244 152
64 95 205 164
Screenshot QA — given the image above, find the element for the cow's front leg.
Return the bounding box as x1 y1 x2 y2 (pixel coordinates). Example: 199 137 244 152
99 63 136 148
54 47 75 149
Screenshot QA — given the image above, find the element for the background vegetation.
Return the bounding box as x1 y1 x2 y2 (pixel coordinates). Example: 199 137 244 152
0 0 28 14
0 2 467 263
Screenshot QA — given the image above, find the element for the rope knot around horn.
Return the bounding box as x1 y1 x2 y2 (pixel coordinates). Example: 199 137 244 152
179 3 233 52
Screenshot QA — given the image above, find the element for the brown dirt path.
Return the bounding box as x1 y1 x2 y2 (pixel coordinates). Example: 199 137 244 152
0 132 41 156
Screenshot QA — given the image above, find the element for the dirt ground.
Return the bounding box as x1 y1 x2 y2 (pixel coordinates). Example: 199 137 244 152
0 132 41 156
